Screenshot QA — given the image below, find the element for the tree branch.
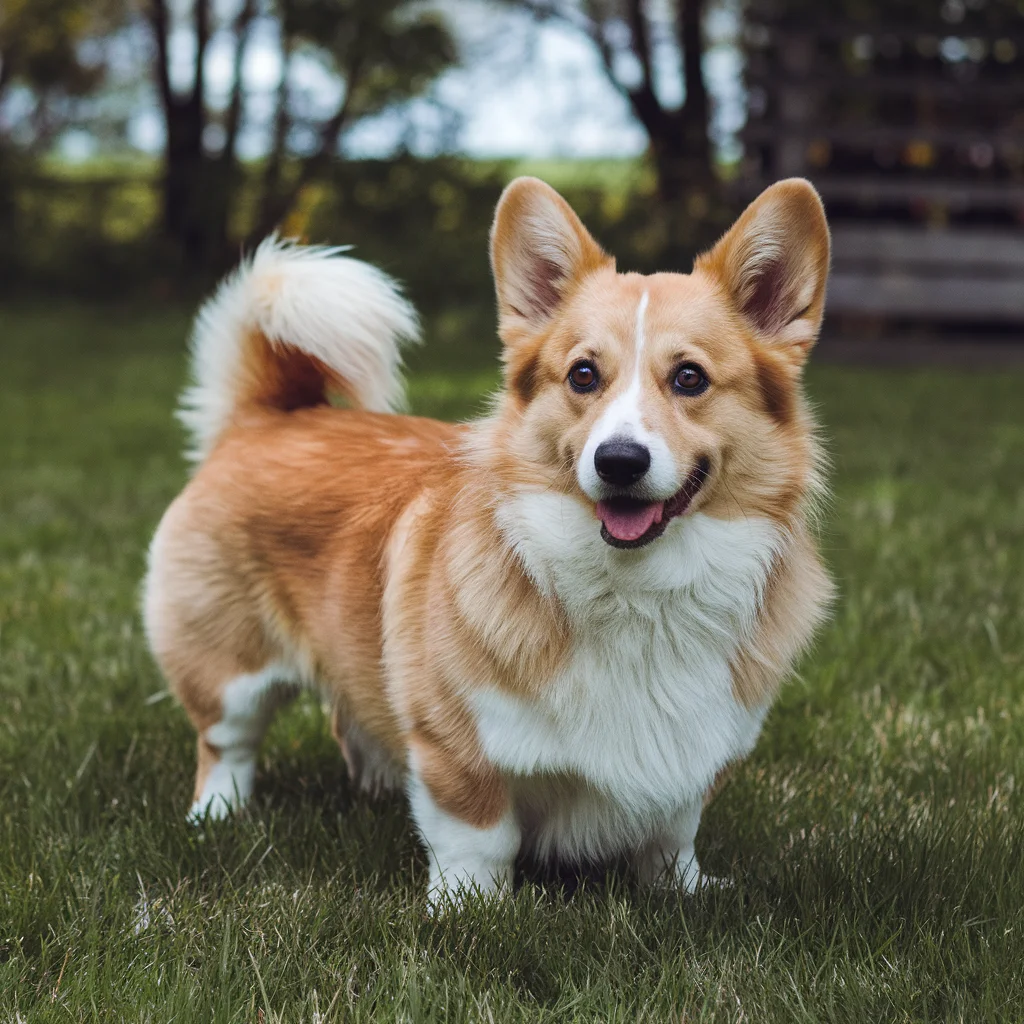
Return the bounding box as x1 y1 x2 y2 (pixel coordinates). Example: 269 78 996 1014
261 30 294 216
314 56 364 167
567 1 666 138
255 28 369 242
519 0 621 85
677 0 709 130
192 0 210 114
148 0 174 116
265 53 364 234
625 0 654 98
0 50 13 96
621 0 674 139
512 0 712 196
223 0 257 163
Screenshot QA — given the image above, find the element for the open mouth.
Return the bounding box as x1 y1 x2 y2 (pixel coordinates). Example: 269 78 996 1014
595 458 710 550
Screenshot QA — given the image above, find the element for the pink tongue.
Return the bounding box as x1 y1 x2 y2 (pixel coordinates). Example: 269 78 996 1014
596 500 664 542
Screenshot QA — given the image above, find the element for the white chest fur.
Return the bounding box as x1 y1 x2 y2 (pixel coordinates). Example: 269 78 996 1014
472 492 783 861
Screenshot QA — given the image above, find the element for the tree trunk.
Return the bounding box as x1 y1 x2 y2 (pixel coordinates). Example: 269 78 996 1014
650 0 713 203
162 99 207 266
151 0 234 274
650 116 712 203
679 0 711 172
587 0 714 204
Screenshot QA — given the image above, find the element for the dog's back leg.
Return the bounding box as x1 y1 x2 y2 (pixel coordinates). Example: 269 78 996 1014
144 514 299 821
330 705 405 799
187 664 297 821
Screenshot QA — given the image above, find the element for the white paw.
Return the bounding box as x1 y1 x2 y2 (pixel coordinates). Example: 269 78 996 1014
636 848 730 894
187 793 235 824
187 757 255 823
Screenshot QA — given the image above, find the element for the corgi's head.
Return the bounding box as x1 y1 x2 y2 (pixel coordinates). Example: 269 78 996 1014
488 177 830 549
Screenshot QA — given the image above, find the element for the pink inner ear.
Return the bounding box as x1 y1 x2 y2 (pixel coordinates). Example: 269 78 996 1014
522 254 564 320
742 258 796 336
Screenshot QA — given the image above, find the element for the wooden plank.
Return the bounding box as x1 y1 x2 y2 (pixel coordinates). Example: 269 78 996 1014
743 123 1024 147
744 67 1024 100
745 15 1024 44
827 273 1024 322
832 228 1024 270
736 178 1024 209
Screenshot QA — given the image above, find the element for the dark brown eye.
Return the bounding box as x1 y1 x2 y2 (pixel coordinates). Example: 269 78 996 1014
568 360 599 392
672 364 708 395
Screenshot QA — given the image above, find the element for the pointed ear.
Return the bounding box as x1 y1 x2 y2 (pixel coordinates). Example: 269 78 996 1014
697 179 831 366
490 177 611 343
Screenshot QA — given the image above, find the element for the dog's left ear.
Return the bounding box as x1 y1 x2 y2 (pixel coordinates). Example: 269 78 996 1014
697 179 830 367
490 177 611 345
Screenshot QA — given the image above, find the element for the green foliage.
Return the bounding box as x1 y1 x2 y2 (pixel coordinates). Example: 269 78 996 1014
0 159 736 310
1 303 1023 1019
0 0 127 280
0 168 164 298
0 0 118 99
303 158 735 342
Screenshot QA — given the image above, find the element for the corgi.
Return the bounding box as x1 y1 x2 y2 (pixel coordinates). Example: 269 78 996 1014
144 177 833 907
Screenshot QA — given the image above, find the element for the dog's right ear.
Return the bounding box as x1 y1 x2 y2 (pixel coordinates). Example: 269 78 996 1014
696 178 830 368
490 177 611 345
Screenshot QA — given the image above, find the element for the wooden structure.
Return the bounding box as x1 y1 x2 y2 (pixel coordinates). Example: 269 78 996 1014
741 1 1024 326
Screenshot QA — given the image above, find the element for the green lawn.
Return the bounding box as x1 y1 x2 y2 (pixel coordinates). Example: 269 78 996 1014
2 301 1023 1022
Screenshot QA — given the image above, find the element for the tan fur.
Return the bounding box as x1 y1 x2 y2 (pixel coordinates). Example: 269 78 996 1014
146 177 833 837
730 526 834 708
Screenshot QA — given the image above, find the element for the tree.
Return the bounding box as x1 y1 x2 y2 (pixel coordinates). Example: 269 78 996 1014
144 0 457 272
0 0 123 259
0 0 120 150
514 0 715 203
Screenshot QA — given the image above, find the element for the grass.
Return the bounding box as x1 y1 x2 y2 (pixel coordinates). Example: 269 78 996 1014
1 300 1023 1022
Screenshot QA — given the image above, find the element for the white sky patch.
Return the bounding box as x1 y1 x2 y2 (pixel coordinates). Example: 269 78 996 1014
433 12 646 159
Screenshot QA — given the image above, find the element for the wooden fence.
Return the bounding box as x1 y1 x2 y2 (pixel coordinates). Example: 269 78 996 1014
741 1 1024 326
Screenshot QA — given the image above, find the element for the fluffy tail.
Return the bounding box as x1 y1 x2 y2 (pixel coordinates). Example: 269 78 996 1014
177 236 420 464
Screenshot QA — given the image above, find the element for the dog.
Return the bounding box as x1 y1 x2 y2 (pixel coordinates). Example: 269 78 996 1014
144 176 833 907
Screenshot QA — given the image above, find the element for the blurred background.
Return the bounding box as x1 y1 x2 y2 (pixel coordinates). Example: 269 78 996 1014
2 0 1023 368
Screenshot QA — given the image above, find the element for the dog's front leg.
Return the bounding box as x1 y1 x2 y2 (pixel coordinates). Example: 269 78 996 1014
633 797 708 893
406 741 520 911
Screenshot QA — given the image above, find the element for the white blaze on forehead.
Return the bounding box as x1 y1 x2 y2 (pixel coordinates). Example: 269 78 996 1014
634 289 650 361
607 290 648 432
602 290 648 436
577 289 679 500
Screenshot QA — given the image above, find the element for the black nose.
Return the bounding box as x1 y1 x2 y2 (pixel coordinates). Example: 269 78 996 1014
594 438 651 486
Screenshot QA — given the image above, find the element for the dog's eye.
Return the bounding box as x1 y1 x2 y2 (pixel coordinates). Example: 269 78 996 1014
672 364 708 395
568 360 599 393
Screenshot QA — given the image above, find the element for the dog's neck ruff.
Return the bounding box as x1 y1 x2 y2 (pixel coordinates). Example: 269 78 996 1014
494 488 782 632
